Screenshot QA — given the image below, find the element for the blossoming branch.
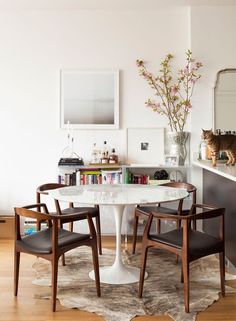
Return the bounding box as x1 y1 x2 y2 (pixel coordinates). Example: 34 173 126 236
136 50 203 132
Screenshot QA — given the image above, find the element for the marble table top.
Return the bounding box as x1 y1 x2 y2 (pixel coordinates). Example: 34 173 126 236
49 184 189 206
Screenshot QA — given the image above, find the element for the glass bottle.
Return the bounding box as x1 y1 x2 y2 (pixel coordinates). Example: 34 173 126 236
101 141 109 164
109 148 118 164
200 140 208 160
91 143 100 164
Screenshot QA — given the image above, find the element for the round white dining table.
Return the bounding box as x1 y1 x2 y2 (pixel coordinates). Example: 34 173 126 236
49 184 188 285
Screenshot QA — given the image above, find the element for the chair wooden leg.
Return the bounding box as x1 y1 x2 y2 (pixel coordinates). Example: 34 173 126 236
91 240 101 297
180 264 184 283
192 220 197 230
156 218 161 234
177 219 181 229
132 214 139 254
182 256 190 313
61 254 66 266
52 259 59 312
36 219 41 231
138 244 149 298
175 220 182 264
14 251 20 296
95 216 102 255
219 252 225 296
69 221 73 232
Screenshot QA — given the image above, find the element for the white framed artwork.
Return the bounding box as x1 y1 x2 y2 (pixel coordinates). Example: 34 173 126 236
127 128 164 165
60 70 119 129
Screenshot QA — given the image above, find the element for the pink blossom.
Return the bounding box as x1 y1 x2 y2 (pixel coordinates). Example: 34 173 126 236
185 101 192 108
136 50 202 132
146 101 161 110
172 86 178 94
184 67 189 74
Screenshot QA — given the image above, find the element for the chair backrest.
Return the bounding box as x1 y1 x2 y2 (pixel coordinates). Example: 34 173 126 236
14 204 51 240
36 183 70 211
36 183 67 202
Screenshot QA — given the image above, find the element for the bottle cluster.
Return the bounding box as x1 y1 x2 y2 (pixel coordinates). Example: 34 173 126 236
91 141 119 165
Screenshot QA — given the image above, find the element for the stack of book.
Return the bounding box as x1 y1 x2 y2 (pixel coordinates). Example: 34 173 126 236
125 172 149 184
58 168 123 185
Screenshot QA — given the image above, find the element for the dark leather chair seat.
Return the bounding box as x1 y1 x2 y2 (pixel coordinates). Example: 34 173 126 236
150 228 224 257
17 228 90 254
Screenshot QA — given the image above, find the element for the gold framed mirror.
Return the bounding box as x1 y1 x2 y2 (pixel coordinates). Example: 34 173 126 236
214 69 236 132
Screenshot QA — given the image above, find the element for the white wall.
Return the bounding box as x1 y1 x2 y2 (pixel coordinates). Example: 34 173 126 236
190 5 236 200
0 7 189 224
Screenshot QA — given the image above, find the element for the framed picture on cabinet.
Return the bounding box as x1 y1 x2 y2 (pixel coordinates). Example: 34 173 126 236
60 69 119 129
165 155 179 166
127 127 164 165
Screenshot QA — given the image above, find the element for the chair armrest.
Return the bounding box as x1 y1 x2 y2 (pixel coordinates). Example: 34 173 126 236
190 203 218 212
15 204 50 221
52 211 90 221
24 203 49 213
151 204 224 222
188 205 225 220
151 211 186 220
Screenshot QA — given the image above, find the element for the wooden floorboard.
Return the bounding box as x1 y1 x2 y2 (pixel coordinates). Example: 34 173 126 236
1 238 236 321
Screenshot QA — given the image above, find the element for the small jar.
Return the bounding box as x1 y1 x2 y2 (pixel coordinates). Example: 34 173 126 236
200 141 208 160
101 152 109 164
109 148 118 164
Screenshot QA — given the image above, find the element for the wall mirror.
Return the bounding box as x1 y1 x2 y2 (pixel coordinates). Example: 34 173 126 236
214 69 236 131
60 70 119 129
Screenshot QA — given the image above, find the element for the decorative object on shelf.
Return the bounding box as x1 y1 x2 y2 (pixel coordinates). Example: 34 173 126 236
109 148 118 164
101 140 109 164
153 169 168 180
164 154 179 166
199 139 208 160
202 129 236 166
136 50 203 165
127 127 164 165
61 120 81 159
169 169 184 182
90 143 101 164
167 131 189 165
58 158 84 166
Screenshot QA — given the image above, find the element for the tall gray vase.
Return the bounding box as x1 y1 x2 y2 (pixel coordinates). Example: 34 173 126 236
167 131 189 165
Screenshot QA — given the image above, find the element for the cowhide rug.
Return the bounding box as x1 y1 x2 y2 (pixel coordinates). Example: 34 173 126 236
32 247 236 321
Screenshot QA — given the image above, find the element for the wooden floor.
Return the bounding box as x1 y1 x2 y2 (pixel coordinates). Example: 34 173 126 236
1 238 236 321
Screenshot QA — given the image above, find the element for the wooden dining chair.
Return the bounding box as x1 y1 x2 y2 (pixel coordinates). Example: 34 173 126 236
132 182 197 254
36 183 102 255
138 203 225 313
14 203 101 312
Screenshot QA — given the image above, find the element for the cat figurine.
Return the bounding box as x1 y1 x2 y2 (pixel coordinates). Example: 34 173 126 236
202 129 236 167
